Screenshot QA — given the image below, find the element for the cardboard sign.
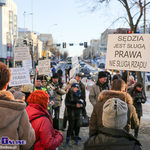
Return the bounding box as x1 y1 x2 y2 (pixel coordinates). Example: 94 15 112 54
38 59 50 75
9 68 31 87
105 34 150 72
14 47 31 61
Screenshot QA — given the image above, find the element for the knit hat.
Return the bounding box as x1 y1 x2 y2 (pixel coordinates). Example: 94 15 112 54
13 91 25 100
27 90 49 109
69 79 77 86
98 71 107 79
52 73 59 79
71 83 80 89
102 98 128 129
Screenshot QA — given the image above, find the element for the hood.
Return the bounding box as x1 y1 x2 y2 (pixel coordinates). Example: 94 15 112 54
0 91 26 129
98 90 133 104
26 104 50 122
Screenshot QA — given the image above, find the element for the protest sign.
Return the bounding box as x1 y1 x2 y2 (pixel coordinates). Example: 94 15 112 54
9 68 31 87
38 59 50 75
14 47 31 61
71 56 79 69
70 68 76 79
105 34 150 72
22 59 32 70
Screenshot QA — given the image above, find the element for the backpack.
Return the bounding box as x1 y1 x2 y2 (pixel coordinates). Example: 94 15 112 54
29 115 49 150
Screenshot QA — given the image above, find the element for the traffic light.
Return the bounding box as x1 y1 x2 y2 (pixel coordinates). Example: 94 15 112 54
63 42 66 48
23 39 27 45
84 42 88 48
69 43 74 46
79 43 84 46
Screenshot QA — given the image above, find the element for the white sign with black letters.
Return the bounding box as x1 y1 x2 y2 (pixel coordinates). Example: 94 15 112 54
105 34 150 72
38 59 50 75
14 47 31 61
71 56 79 69
9 68 31 87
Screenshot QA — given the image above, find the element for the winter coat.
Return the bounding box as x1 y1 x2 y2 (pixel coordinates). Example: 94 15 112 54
128 87 146 117
84 127 142 150
89 90 139 136
26 104 63 150
0 91 35 150
65 89 85 120
79 81 86 101
89 81 109 106
50 82 66 108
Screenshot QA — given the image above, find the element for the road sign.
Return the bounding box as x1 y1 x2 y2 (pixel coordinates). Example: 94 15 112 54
105 34 150 72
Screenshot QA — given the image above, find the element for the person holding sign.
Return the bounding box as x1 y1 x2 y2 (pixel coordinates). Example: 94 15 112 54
0 62 35 149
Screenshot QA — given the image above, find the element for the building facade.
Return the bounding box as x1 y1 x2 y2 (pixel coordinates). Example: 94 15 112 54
0 0 17 65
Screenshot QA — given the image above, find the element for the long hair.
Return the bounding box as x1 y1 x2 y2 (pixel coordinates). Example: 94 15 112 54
111 79 126 91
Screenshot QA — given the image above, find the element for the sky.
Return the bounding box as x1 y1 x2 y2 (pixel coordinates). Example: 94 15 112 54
13 0 126 56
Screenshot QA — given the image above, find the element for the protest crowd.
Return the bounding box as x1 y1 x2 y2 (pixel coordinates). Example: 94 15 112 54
0 61 147 150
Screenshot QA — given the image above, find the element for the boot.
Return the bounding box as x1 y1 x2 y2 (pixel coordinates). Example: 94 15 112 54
134 128 139 138
74 136 79 145
66 137 70 147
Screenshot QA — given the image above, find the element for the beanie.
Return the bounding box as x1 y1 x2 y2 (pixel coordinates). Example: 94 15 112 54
102 98 128 129
98 71 107 79
27 90 49 109
71 83 79 89
52 73 59 79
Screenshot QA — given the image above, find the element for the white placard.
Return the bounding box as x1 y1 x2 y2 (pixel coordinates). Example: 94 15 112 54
14 47 31 61
71 56 79 69
105 34 150 72
22 59 32 70
9 68 31 87
38 59 50 75
70 68 76 79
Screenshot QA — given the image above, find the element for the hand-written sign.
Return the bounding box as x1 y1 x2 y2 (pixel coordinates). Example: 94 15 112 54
14 47 31 61
105 34 150 72
9 68 31 87
38 59 50 75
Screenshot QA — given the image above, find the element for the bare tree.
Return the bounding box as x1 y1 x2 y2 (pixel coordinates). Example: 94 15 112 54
85 0 150 82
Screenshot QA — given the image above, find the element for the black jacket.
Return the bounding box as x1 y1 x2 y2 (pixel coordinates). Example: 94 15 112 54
128 87 146 117
65 89 85 120
84 127 142 150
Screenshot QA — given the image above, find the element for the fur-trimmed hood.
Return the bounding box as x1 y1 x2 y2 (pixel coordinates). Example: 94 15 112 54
98 90 133 104
0 90 26 129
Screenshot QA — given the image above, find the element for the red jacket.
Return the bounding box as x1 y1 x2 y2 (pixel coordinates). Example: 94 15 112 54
26 104 63 150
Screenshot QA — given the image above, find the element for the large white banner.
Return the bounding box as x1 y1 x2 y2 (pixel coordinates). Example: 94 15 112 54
105 34 150 72
71 56 79 69
38 59 50 75
9 68 31 87
14 47 31 61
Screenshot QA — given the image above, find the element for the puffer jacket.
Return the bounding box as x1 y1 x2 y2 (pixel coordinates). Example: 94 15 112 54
84 127 142 150
89 81 109 106
89 90 139 136
0 90 35 150
26 104 63 150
